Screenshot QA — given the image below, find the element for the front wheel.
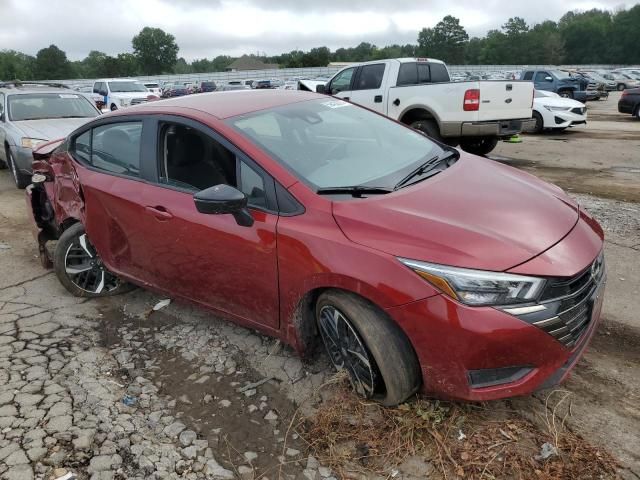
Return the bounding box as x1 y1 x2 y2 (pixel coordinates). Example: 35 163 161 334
617 84 625 92
532 111 544 133
7 149 30 189
559 90 574 99
53 223 133 297
316 290 421 406
110 104 118 111
459 136 499 156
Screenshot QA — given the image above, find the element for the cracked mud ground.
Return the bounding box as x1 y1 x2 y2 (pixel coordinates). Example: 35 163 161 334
1 103 639 480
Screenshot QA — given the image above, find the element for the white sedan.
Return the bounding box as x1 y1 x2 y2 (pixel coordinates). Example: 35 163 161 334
532 90 587 133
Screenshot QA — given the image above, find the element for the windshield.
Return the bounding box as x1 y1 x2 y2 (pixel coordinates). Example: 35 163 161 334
550 70 571 80
8 93 99 121
144 83 159 88
108 81 147 92
228 98 444 189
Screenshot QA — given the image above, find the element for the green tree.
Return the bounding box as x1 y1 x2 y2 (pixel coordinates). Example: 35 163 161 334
608 5 640 63
303 47 330 67
34 45 72 79
132 27 179 75
559 9 612 63
0 50 36 80
418 16 468 63
173 57 192 74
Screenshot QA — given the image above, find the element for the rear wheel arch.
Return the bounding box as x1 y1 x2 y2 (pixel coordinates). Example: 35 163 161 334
400 107 439 127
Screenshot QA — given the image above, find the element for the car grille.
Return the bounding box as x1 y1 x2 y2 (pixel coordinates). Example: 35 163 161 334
130 98 148 105
571 107 586 115
502 252 605 348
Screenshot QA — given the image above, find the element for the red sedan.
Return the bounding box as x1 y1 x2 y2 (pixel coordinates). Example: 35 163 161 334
26 90 606 405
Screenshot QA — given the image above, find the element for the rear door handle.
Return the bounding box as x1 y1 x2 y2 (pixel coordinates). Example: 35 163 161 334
374 95 383 103
145 206 173 220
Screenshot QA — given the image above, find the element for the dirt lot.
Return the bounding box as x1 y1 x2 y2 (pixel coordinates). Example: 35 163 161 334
0 92 639 480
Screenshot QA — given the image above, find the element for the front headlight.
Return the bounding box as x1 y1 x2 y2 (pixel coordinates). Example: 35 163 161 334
544 105 569 112
21 137 48 149
399 258 546 307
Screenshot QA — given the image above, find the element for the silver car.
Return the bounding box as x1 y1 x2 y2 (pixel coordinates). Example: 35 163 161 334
0 82 100 188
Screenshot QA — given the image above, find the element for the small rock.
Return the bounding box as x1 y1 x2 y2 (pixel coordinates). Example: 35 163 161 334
163 421 186 438
244 451 258 462
219 399 231 408
286 448 300 457
179 429 197 447
264 410 278 421
205 459 234 479
203 394 213 404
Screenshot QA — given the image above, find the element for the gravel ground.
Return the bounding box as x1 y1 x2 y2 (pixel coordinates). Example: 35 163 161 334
572 193 640 245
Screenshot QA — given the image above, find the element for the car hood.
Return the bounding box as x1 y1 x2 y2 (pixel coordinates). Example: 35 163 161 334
110 92 149 98
534 97 585 109
13 118 93 141
332 154 579 272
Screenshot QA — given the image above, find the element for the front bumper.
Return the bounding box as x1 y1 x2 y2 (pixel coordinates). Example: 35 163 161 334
387 273 605 401
549 110 588 129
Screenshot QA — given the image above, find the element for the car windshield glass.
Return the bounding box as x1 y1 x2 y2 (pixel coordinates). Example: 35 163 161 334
8 93 99 121
550 70 571 80
108 81 147 92
228 98 445 190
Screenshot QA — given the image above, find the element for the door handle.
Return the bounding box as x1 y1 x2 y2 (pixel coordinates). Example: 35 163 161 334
343 97 349 101
374 95 383 103
145 206 173 220
393 98 400 107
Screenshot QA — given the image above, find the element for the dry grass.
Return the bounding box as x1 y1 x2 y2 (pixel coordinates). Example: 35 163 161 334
298 387 619 479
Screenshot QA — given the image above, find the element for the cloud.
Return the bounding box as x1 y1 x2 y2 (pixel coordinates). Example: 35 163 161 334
0 0 636 60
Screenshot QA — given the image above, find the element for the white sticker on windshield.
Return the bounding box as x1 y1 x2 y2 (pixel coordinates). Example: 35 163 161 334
59 94 79 99
321 100 350 109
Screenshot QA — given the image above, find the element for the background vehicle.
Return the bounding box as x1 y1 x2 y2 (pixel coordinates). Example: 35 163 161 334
26 90 605 405
219 82 248 91
578 71 617 91
144 82 162 96
0 82 100 188
198 81 217 93
314 58 535 155
161 84 189 98
93 79 155 111
618 88 640 119
521 69 592 102
71 84 105 110
603 72 639 91
532 90 587 133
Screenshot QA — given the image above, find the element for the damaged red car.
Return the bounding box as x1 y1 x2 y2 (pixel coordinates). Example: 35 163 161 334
26 90 606 405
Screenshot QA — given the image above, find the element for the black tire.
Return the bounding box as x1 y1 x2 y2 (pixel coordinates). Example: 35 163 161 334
110 104 118 111
54 223 134 298
6 148 30 189
634 105 640 120
532 111 544 133
410 119 443 142
559 90 574 99
459 136 499 156
316 290 421 406
617 84 625 92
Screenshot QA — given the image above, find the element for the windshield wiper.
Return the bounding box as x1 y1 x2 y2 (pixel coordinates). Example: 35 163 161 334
316 186 394 198
393 150 458 190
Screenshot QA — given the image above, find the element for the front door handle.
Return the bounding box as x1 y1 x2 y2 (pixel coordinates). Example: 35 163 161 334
374 95 383 103
145 206 173 220
393 98 400 107
343 97 349 101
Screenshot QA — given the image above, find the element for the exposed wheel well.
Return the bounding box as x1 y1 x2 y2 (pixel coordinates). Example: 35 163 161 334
291 287 419 363
60 218 80 234
400 108 436 126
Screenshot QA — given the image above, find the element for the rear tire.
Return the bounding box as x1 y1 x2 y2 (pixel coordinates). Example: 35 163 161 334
634 105 640 120
110 104 118 111
7 149 30 189
54 223 134 298
410 119 442 142
316 290 421 406
532 111 544 133
617 84 625 92
459 136 499 156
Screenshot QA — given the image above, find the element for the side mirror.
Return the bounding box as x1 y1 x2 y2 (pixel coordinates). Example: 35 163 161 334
193 184 254 227
545 76 553 82
315 84 326 94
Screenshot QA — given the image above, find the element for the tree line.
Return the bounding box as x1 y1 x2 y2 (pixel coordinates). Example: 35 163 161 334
1 6 638 81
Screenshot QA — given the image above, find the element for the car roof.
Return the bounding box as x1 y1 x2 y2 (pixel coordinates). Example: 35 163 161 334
136 89 320 119
0 86 76 95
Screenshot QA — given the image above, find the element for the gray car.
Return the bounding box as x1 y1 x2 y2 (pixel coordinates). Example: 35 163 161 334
0 82 100 188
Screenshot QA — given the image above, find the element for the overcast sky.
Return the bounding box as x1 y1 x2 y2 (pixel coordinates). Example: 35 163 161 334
0 0 635 60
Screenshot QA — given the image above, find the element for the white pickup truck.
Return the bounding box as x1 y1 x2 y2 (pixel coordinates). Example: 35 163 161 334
308 58 535 155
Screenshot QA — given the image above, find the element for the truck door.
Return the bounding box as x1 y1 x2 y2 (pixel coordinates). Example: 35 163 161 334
348 63 387 114
326 67 356 102
533 71 553 92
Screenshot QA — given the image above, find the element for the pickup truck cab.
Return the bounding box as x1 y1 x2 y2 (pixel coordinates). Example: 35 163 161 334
93 79 155 111
520 70 593 102
314 58 534 155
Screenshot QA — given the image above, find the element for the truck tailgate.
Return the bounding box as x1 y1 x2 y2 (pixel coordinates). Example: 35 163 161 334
477 81 533 121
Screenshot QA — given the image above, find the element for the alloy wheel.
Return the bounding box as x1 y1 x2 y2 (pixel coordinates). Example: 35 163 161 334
318 305 377 398
64 233 121 294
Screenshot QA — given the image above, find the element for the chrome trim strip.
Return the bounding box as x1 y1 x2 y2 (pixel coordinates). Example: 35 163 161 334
533 316 562 327
503 304 547 315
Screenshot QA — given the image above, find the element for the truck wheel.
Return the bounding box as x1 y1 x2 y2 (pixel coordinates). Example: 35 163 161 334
110 104 118 111
410 120 442 142
533 112 544 133
316 290 421 406
559 90 574 99
617 84 625 92
460 137 499 156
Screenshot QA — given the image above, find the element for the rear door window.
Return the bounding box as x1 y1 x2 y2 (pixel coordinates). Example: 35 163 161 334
353 64 385 90
522 72 534 81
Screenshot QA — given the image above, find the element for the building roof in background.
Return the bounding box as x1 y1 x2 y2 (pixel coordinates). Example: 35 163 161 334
226 56 279 71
